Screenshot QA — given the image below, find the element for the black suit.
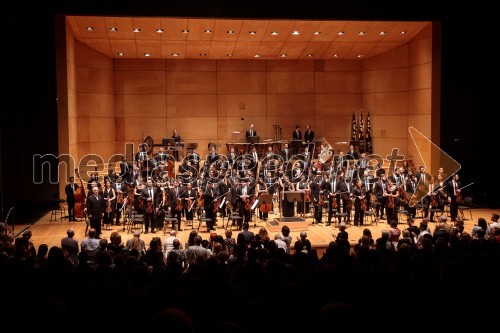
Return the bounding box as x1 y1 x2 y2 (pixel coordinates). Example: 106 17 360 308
246 129 257 138
86 194 105 238
304 129 314 143
65 182 79 220
141 186 159 232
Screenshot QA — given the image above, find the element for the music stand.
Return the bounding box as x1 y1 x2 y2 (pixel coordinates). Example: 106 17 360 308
284 191 304 217
257 194 272 225
247 136 260 144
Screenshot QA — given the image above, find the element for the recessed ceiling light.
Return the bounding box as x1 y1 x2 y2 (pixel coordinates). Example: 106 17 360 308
227 30 235 34
307 54 313 58
204 29 212 33
133 28 141 33
292 31 300 35
227 53 233 57
249 31 257 35
358 31 366 36
313 31 321 35
85 26 94 31
144 53 151 57
379 31 387 35
156 28 164 33
280 54 287 58
337 31 345 35
171 53 179 57
199 53 207 56
400 31 407 35
332 54 339 58
109 27 118 32
271 31 279 35
181 29 189 33
357 54 364 58
117 52 124 56
253 54 260 58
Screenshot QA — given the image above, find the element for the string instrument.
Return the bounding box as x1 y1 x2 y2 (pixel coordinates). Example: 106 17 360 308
245 195 254 211
397 184 408 205
430 194 438 207
455 182 474 204
117 190 124 204
173 197 182 211
106 192 113 213
387 195 394 208
197 189 204 208
74 168 86 219
360 190 367 211
305 189 311 202
146 199 154 214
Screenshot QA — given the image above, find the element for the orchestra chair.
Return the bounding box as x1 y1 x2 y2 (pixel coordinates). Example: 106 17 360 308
458 196 473 221
50 196 66 222
163 216 178 234
415 203 425 219
128 212 144 233
363 202 377 226
397 209 409 224
196 212 212 232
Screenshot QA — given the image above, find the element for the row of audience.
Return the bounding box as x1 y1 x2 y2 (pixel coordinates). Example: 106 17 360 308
1 214 499 332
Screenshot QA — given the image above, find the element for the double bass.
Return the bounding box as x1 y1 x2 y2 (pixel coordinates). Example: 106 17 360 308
74 169 86 219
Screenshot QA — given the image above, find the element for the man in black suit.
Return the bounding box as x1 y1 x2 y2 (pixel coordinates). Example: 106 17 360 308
246 124 257 139
346 144 359 160
64 176 79 221
304 124 315 152
86 186 105 238
281 143 291 162
292 125 302 154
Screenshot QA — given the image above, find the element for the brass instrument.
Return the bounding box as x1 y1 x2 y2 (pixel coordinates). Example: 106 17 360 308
318 137 333 163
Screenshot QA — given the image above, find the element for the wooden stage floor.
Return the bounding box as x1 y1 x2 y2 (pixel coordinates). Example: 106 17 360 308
17 204 498 257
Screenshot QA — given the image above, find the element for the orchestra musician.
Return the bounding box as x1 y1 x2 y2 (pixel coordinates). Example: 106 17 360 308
404 173 418 218
85 186 105 239
360 169 373 211
168 180 184 232
338 175 353 224
296 175 309 215
182 182 197 228
113 176 126 226
373 173 388 222
304 124 315 152
188 148 201 171
64 176 79 221
353 179 365 227
141 178 159 234
237 180 254 225
279 176 295 217
384 178 399 224
321 173 339 226
203 182 218 231
246 123 257 139
309 174 323 224
102 179 117 231
256 177 268 220
292 125 302 154
346 144 359 160
281 143 291 162
264 171 277 214
446 173 461 222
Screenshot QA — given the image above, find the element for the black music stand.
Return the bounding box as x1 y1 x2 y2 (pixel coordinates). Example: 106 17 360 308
284 191 304 217
290 139 302 154
257 194 273 224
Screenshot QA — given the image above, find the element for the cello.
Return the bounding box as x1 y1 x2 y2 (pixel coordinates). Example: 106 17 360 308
74 169 86 219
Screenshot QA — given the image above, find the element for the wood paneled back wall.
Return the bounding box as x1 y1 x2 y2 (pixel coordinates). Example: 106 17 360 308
62 21 435 195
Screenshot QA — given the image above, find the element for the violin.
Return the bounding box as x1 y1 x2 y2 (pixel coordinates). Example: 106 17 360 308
456 191 462 204
387 195 394 208
360 194 367 211
305 189 311 202
106 197 113 213
146 200 154 214
117 191 124 204
73 168 86 219
430 194 438 207
245 196 253 211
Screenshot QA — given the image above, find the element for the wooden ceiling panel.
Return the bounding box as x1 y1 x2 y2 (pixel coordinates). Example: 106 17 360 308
187 19 216 41
256 41 285 58
185 40 212 58
132 17 163 40
160 18 189 41
209 41 236 59
161 41 187 59
232 41 261 59
237 20 269 41
262 20 296 42
69 16 431 60
104 17 135 40
213 20 243 42
136 39 162 58
110 39 138 58
280 41 308 59
75 16 108 39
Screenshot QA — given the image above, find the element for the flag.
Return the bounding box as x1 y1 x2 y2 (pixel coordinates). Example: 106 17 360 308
351 114 357 142
358 112 365 153
365 112 373 154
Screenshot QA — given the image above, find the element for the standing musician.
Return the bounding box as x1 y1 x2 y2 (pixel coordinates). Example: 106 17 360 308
279 176 295 217
203 182 218 231
296 175 310 216
360 169 373 211
256 177 269 221
309 174 323 224
182 182 197 228
404 173 418 218
304 124 315 152
102 179 117 231
133 179 145 212
188 148 201 172
353 179 366 227
373 173 388 222
264 171 277 214
86 186 105 239
384 178 399 224
154 182 166 231
141 178 159 234
113 176 126 226
237 180 254 225
281 143 291 162
64 176 79 221
339 175 353 224
321 173 339 226
429 173 447 221
168 180 184 232
446 173 461 222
